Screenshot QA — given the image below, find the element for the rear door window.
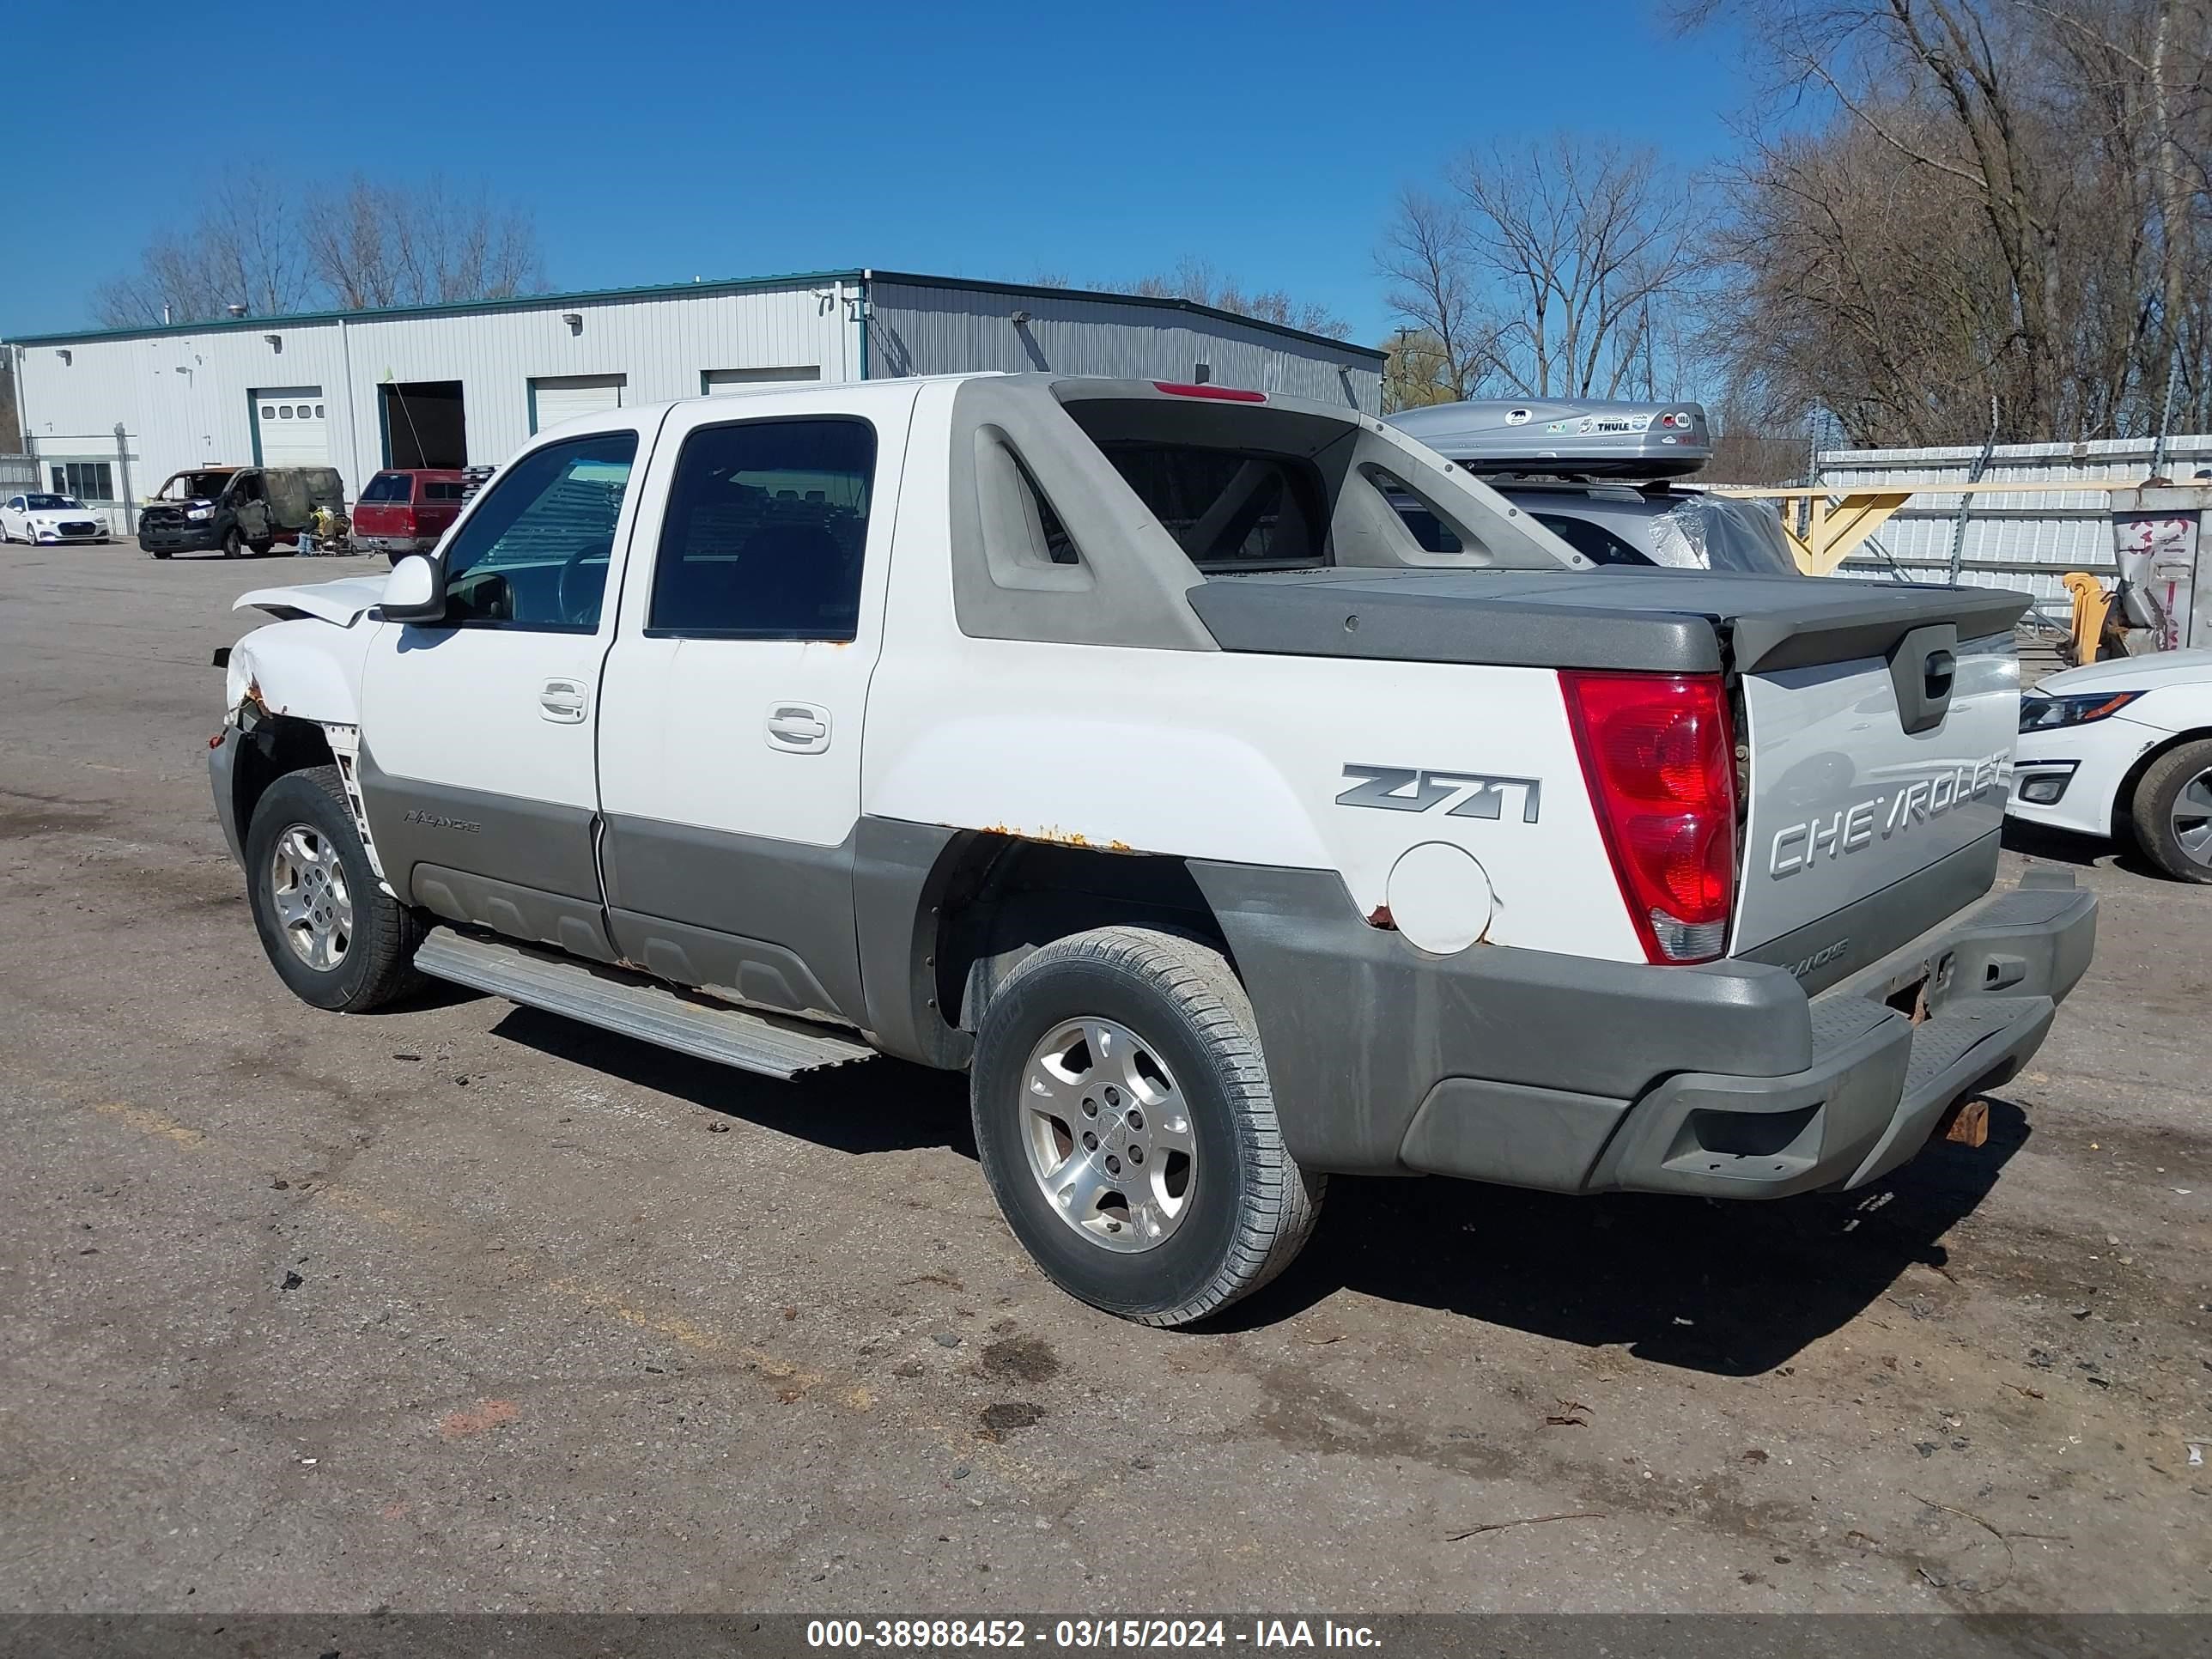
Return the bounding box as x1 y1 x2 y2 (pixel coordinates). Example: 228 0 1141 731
647 417 877 640
1097 444 1328 571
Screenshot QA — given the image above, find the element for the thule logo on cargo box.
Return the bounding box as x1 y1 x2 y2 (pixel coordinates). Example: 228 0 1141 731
1767 751 2009 878
1336 765 1542 823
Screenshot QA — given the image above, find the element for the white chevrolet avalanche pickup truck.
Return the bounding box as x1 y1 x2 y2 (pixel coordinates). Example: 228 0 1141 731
209 374 2097 1326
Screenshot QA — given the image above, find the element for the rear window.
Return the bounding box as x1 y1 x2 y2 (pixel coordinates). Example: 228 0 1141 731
362 472 414 503
1097 443 1328 571
1530 513 1653 567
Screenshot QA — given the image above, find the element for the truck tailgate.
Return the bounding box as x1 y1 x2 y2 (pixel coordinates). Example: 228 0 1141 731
1729 599 2027 988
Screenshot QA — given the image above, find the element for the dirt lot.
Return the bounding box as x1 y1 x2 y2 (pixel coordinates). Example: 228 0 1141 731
0 542 2206 1616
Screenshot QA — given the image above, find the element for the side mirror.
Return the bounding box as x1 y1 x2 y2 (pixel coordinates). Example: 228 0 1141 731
380 555 447 624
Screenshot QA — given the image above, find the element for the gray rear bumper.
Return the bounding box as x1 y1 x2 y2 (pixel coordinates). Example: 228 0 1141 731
1189 861 2095 1198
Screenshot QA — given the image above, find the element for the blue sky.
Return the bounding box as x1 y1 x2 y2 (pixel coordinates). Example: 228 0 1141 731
3 0 1744 345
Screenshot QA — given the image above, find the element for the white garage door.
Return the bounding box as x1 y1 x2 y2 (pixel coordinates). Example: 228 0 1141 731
702 366 821 394
531 374 626 433
254 387 329 466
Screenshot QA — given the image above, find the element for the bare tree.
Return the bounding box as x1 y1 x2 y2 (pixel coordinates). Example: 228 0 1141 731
1378 137 1705 404
1133 257 1352 338
303 175 544 309
1375 188 1497 401
93 171 313 325
1677 0 2212 443
0 357 20 452
1449 136 1705 398
94 171 544 325
1381 328 1468 411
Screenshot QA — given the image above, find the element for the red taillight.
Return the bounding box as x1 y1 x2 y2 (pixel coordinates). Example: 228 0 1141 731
394 507 417 533
1151 381 1266 402
1560 671 1737 964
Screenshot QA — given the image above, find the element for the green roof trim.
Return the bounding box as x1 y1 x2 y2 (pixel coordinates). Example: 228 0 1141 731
5 266 1385 362
866 270 1387 362
2 268 867 347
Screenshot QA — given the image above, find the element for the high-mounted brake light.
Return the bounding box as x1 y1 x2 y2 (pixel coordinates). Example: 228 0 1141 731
1151 381 1266 402
1561 671 1737 963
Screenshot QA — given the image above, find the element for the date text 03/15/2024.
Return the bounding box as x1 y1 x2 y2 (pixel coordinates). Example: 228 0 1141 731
805 1620 1382 1650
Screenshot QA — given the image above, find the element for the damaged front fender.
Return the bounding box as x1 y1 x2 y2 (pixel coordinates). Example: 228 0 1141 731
222 616 374 729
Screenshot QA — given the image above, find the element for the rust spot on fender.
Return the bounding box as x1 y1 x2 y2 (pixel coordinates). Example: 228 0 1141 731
972 823 1100 848
1366 904 1396 930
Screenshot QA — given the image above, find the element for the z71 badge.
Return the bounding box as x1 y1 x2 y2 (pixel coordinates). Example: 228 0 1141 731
1336 765 1541 823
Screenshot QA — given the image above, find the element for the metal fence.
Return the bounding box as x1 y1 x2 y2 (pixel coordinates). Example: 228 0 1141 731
1819 434 2212 605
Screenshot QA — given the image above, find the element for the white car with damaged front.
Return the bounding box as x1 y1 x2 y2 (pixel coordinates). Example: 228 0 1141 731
1 493 108 545
2010 648 2212 881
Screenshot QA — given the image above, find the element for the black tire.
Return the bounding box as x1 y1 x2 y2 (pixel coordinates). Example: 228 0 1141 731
222 526 243 559
149 548 171 560
250 538 275 556
2128 738 2212 884
969 927 1323 1327
244 765 427 1012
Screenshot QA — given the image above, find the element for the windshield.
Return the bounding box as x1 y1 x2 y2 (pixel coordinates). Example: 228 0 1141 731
24 494 74 510
158 471 235 501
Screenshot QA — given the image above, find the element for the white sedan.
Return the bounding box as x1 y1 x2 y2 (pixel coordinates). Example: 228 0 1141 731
1 492 108 544
2010 648 2212 881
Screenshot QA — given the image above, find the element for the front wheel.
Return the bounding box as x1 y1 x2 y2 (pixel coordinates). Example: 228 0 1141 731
969 927 1324 1327
222 526 243 559
2130 738 2212 883
244 765 426 1011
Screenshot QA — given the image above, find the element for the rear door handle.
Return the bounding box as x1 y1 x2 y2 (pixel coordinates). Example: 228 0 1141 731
539 678 588 723
765 702 832 753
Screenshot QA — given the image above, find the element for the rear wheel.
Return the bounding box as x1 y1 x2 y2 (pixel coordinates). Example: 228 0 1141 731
2130 738 2212 884
250 537 275 556
244 765 426 1011
969 927 1323 1327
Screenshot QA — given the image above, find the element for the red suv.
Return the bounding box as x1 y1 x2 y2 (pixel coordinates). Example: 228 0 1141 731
355 469 470 562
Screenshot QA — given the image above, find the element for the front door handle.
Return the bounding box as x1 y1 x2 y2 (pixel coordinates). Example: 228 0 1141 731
765 702 831 754
539 678 588 723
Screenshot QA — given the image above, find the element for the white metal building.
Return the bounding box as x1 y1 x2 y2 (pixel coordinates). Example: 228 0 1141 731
4 269 1384 534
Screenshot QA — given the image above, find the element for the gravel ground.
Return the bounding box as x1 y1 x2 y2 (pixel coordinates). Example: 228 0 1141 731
0 542 2205 1615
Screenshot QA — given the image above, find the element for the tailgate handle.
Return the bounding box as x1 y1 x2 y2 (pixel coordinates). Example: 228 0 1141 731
1888 623 1960 736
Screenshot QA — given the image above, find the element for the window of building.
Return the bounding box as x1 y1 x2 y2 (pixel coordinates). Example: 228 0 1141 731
49 462 115 501
436 432 638 631
647 418 876 640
